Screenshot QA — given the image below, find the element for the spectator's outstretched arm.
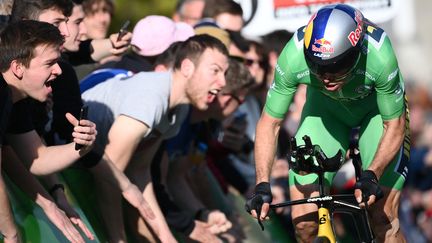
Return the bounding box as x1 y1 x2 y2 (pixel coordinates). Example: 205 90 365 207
90 153 155 220
153 152 221 242
127 138 178 242
42 174 94 240
89 32 132 62
167 155 207 212
167 156 232 234
2 146 93 242
0 156 20 243
91 115 174 243
5 113 97 175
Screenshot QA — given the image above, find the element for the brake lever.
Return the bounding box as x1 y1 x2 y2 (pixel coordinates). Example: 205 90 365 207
255 198 265 231
290 137 297 151
256 214 264 231
289 137 298 159
303 135 313 154
350 146 362 181
362 193 370 211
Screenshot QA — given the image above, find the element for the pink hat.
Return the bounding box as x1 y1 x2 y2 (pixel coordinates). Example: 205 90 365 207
131 15 195 56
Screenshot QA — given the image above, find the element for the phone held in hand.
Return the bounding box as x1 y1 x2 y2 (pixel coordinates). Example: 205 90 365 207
75 105 89 151
116 20 130 42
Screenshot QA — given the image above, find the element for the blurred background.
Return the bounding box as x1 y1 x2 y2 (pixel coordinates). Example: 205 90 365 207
111 0 432 88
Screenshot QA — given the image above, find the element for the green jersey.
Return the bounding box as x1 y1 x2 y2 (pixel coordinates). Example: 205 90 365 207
265 22 409 190
265 21 405 121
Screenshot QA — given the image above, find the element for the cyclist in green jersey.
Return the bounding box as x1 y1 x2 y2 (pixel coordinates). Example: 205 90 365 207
246 4 410 242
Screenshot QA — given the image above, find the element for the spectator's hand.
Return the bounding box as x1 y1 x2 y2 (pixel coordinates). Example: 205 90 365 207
52 189 94 240
109 32 132 56
221 213 246 242
42 201 85 243
354 170 384 207
121 183 155 221
189 220 222 243
66 112 97 151
206 210 232 234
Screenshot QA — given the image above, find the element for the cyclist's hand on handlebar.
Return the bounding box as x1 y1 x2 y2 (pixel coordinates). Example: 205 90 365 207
245 182 272 220
354 170 384 207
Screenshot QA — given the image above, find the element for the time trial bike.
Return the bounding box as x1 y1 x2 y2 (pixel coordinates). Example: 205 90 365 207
266 135 376 243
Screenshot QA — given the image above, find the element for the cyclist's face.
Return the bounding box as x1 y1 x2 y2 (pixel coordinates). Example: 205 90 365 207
313 70 352 92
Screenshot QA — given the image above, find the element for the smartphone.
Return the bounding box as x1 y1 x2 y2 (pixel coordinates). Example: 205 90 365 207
116 20 130 42
75 105 89 150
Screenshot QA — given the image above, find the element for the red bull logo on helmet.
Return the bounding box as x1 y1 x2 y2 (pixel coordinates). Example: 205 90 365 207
348 10 364 47
312 38 334 55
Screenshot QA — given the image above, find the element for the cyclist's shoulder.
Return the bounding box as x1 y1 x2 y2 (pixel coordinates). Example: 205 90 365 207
276 26 309 80
362 19 395 56
279 26 307 59
358 19 400 84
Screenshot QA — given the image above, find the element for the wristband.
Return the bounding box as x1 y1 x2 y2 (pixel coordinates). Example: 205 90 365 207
355 170 384 202
49 184 65 196
362 170 379 182
255 182 271 195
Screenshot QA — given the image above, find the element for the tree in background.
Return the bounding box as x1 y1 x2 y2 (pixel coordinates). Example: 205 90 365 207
110 0 176 33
